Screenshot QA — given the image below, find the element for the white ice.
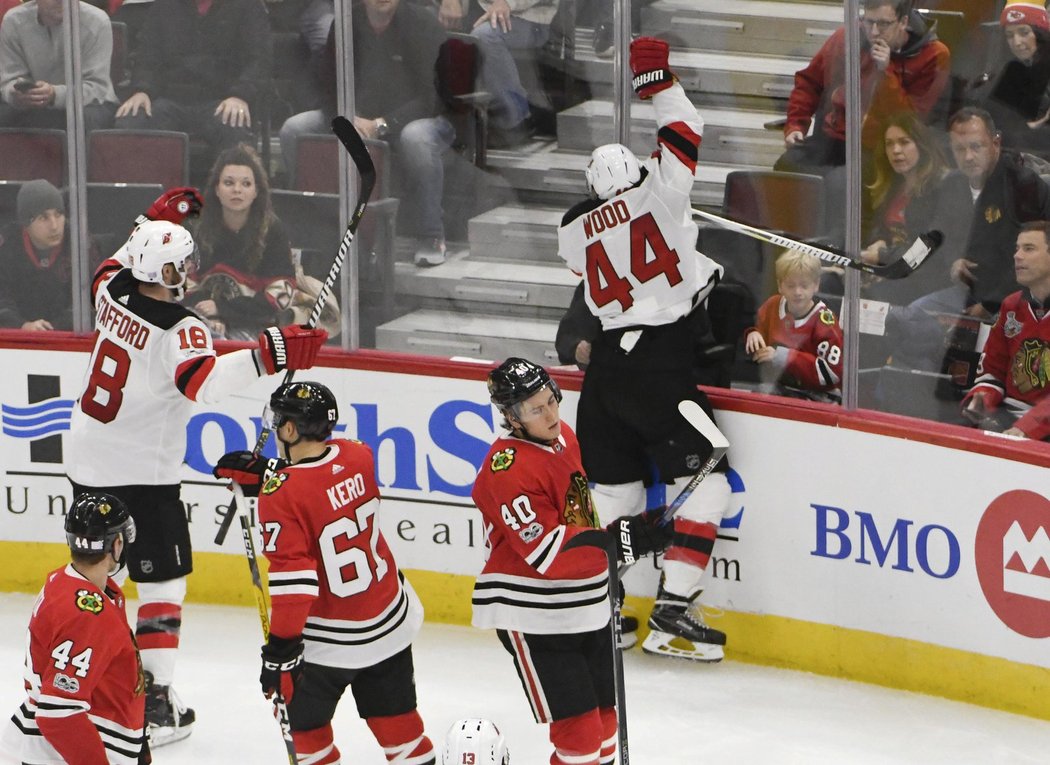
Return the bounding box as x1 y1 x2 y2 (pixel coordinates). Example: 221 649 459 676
1 594 1048 764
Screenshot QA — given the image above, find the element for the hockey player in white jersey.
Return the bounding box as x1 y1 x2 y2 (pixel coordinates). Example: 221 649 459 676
557 37 732 662
65 191 328 745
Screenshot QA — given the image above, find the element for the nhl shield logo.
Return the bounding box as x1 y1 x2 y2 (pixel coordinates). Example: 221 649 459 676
686 453 701 471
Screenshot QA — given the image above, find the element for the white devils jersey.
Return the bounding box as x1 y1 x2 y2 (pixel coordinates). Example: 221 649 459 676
557 84 722 330
67 261 262 487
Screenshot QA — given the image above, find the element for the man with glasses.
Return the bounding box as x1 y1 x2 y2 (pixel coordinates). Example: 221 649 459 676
775 0 951 175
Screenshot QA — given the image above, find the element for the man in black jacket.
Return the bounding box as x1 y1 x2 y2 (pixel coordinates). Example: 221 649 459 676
279 0 454 266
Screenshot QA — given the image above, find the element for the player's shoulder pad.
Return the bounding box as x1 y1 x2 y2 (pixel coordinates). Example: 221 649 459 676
561 196 603 227
488 446 518 474
73 587 105 616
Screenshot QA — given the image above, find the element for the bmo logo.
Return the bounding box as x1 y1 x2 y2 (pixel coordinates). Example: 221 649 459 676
974 490 1050 638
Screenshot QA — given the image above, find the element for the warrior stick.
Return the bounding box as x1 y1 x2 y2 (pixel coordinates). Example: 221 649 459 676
692 207 943 279
215 116 375 547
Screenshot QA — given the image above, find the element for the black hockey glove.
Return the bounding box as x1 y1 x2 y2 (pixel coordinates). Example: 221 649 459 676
260 634 305 702
213 451 287 497
608 511 674 565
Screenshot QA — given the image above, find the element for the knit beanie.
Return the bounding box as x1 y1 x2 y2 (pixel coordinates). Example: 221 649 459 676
17 179 64 226
1001 0 1050 32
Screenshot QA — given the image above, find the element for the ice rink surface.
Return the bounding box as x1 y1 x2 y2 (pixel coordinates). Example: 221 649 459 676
1 594 1048 765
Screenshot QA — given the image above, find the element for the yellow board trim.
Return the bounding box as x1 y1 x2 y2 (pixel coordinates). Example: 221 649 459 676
5 543 1047 721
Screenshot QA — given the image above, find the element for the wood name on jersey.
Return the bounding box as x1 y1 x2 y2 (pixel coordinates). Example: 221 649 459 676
95 290 150 350
582 199 631 240
327 472 368 511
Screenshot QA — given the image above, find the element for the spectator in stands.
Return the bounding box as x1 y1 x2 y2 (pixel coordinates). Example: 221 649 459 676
744 249 844 402
279 0 454 267
0 0 118 132
183 144 298 341
971 1 1050 156
884 107 1050 371
775 0 950 176
114 0 271 159
470 0 559 146
0 180 95 331
859 112 969 305
961 220 1050 440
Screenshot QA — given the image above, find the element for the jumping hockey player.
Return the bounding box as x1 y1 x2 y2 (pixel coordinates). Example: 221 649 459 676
442 718 510 765
471 358 669 765
1 493 149 765
66 191 328 746
556 37 733 661
213 382 435 765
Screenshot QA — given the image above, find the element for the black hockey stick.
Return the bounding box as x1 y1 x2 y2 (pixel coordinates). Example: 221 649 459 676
692 207 943 279
214 116 376 547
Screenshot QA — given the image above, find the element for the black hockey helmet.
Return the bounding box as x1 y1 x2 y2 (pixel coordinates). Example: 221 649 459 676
268 381 338 441
65 493 136 558
488 357 562 411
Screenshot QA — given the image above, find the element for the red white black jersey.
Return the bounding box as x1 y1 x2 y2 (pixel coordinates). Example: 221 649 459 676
67 258 263 486
1 566 145 765
557 83 723 330
471 423 610 635
748 295 844 393
971 289 1050 439
259 439 424 670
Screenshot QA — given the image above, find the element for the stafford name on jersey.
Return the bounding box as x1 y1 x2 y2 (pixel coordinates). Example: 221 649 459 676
95 290 150 349
327 472 368 511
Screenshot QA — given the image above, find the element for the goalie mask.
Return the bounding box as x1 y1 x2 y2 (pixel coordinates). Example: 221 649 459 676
125 220 198 298
586 143 641 200
65 492 136 567
442 718 510 765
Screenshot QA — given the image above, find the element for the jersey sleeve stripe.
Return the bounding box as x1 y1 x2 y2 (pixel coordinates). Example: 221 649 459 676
525 526 566 575
816 357 839 387
658 122 700 171
175 355 216 401
33 695 91 717
269 570 319 583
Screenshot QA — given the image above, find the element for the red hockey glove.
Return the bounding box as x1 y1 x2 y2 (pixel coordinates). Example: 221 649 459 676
961 387 1003 414
260 634 304 703
257 325 328 375
213 451 288 497
138 187 204 226
630 36 676 99
607 512 673 565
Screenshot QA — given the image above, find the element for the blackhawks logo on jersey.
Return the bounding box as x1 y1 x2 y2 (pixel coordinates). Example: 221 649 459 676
819 309 836 326
261 472 288 495
1011 339 1050 395
490 448 516 473
563 472 599 528
75 589 104 615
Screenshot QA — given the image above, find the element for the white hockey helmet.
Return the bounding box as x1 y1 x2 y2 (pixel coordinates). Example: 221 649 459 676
442 719 509 765
125 220 198 291
585 143 642 200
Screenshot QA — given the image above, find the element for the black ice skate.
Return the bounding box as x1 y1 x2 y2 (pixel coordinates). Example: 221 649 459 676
642 590 726 662
144 671 195 746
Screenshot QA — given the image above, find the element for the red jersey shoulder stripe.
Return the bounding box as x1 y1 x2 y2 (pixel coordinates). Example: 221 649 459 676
658 121 701 172
175 355 216 401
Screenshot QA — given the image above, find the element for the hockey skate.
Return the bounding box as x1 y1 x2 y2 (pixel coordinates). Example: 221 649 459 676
642 590 726 662
619 614 639 650
144 671 195 746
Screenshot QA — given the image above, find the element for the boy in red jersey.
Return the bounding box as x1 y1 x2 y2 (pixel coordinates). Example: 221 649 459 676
1 493 148 765
471 358 669 765
745 249 844 402
214 381 435 765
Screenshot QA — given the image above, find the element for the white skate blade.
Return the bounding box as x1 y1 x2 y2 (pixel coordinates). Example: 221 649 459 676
641 629 724 663
149 721 193 747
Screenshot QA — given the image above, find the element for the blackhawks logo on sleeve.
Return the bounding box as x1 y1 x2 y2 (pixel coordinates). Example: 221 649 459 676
75 589 104 615
563 472 599 528
490 448 516 473
261 472 288 495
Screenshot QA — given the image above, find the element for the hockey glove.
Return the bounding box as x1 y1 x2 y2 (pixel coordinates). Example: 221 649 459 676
136 187 204 227
629 36 676 99
260 634 304 703
608 512 674 565
213 451 288 497
257 325 328 375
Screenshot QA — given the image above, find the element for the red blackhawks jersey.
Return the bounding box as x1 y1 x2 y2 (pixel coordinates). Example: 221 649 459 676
1 566 145 765
971 289 1050 440
557 83 722 330
259 439 424 670
67 256 264 486
471 423 610 635
748 295 844 393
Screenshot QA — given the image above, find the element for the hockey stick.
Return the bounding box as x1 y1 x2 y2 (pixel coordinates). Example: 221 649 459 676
214 116 376 547
654 400 730 527
692 207 943 279
606 546 630 765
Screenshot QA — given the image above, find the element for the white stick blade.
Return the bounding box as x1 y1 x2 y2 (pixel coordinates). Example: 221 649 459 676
678 400 729 451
